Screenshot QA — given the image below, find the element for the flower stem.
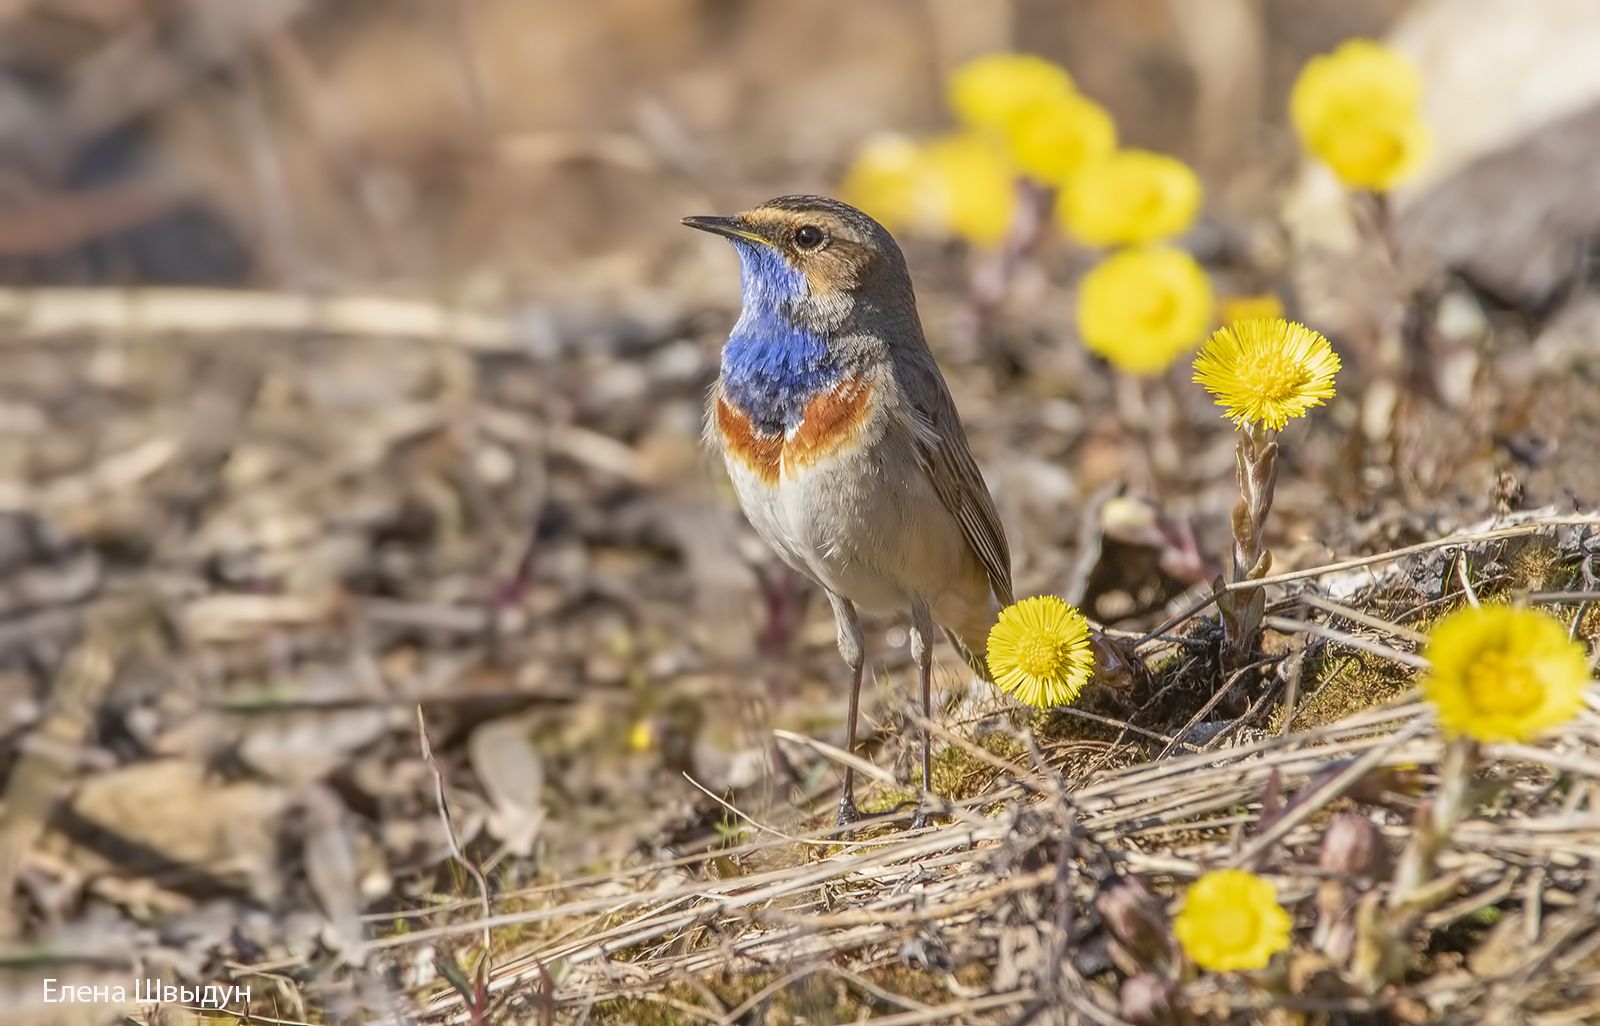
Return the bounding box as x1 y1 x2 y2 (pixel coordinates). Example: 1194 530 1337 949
1218 423 1278 676
956 178 1052 354
1353 737 1479 991
1389 736 1477 909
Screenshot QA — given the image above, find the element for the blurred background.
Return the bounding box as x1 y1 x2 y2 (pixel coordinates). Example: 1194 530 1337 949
2 0 1600 1020
7 0 1595 293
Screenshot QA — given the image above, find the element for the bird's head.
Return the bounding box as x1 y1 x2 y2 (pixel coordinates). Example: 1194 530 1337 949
682 195 911 335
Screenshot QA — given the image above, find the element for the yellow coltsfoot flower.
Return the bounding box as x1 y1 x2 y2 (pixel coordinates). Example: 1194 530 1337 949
842 132 1017 245
840 133 926 232
1057 150 1202 246
1193 318 1340 430
628 718 656 753
1290 39 1421 129
1422 605 1592 743
920 133 1018 247
1005 93 1116 185
1174 869 1293 972
1218 293 1284 327
1290 39 1430 191
986 595 1094 708
948 53 1075 136
1305 105 1429 192
1076 246 1214 375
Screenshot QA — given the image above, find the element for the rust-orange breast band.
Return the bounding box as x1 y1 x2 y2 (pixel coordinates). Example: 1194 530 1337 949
716 377 876 484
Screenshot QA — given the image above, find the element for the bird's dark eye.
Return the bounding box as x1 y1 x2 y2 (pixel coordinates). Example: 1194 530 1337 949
793 225 825 250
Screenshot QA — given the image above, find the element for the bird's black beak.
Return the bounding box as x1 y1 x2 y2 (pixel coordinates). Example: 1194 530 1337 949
681 214 769 247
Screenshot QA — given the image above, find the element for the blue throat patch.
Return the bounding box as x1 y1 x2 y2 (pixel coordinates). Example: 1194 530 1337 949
720 240 838 434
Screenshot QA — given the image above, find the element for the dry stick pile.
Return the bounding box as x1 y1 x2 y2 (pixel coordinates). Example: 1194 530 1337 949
407 516 1600 1024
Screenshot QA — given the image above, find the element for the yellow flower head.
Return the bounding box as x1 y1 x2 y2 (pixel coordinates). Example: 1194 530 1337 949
1057 150 1202 246
840 133 926 232
1005 93 1117 185
986 596 1094 708
1175 869 1293 972
1291 39 1421 133
949 53 1075 136
1290 39 1429 192
1421 605 1592 743
1219 293 1284 326
919 133 1018 246
1192 318 1340 430
1307 106 1430 192
1076 246 1214 375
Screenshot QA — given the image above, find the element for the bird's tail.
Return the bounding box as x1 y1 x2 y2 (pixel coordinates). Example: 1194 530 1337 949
942 625 993 683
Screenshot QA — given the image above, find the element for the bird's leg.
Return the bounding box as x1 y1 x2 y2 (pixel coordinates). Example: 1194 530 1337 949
909 600 935 830
829 593 866 827
837 660 864 826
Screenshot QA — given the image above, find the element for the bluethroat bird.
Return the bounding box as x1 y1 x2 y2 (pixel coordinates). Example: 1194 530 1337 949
683 195 1013 827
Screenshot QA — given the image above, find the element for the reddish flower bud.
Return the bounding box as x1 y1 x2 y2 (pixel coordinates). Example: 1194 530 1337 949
1120 973 1176 1025
1097 876 1169 965
1319 812 1386 881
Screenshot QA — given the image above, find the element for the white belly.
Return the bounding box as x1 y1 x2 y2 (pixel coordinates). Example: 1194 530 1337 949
723 428 983 617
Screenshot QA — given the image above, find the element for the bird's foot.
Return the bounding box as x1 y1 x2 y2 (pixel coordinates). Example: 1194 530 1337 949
835 794 863 827
909 809 932 831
